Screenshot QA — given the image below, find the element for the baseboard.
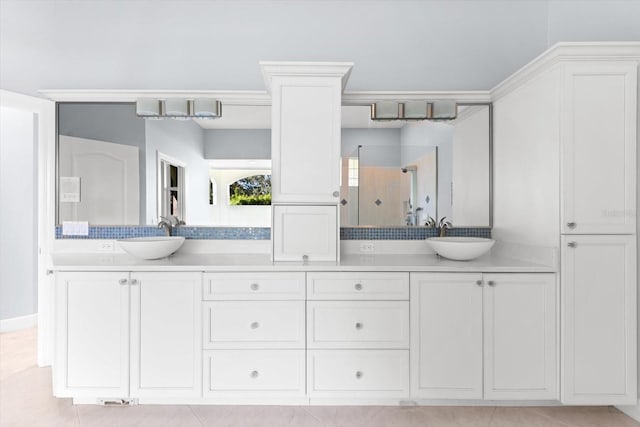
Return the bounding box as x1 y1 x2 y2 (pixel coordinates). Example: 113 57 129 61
616 400 640 422
0 313 37 332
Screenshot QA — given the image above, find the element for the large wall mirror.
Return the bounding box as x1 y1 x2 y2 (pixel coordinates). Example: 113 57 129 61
56 101 491 228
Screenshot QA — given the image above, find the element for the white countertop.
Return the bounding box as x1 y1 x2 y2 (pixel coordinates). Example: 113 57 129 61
51 252 556 273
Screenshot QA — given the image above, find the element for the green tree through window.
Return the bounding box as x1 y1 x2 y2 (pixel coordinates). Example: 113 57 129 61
229 174 272 205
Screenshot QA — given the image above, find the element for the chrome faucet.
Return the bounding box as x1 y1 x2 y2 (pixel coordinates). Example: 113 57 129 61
158 216 185 236
438 217 452 237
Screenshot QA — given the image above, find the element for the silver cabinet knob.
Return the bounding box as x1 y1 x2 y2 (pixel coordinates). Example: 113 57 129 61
355 371 363 379
333 191 340 197
250 370 259 379
118 278 128 285
302 255 309 262
567 222 577 229
250 283 259 291
355 322 363 330
475 280 483 287
567 242 578 248
129 278 138 285
487 280 496 287
250 322 260 329
354 283 363 291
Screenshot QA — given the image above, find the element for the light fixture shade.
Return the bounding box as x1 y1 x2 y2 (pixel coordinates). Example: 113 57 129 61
403 101 430 119
164 99 189 117
371 101 399 120
193 98 222 118
136 99 161 117
431 100 457 119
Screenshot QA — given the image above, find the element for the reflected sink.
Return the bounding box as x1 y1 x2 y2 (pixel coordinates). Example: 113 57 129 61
426 237 495 261
117 236 185 260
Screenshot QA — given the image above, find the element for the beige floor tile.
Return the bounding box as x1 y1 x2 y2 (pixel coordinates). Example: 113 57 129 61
303 405 386 426
0 328 37 380
0 366 80 427
191 404 324 427
417 406 495 427
530 406 640 427
489 407 570 427
77 404 203 427
356 406 434 427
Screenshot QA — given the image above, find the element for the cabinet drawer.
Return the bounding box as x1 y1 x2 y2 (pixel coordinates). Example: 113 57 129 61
307 301 409 349
307 272 409 300
307 350 409 397
204 350 305 396
203 272 305 300
203 301 305 349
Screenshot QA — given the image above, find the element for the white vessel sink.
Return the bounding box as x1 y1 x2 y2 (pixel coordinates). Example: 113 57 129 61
426 237 495 261
117 236 185 260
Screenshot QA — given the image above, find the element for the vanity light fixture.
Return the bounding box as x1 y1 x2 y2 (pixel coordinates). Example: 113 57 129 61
370 100 456 121
135 98 222 120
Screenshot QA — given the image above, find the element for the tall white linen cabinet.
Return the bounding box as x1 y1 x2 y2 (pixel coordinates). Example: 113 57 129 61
493 44 638 406
261 62 353 262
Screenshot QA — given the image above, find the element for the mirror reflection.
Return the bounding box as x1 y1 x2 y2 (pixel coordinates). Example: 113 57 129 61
56 102 490 228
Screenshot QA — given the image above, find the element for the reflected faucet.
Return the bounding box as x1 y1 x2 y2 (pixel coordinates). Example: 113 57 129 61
438 217 452 237
158 216 185 236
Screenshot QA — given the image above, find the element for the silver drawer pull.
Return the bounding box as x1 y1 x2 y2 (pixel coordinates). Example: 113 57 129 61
567 222 577 229
567 242 577 248
250 283 259 291
475 280 483 287
250 322 260 329
118 278 128 285
333 191 340 197
250 370 259 379
355 322 363 330
487 280 496 287
354 283 363 291
355 371 363 379
129 279 138 285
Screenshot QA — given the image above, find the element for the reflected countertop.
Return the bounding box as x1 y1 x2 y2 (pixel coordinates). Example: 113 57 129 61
51 252 556 273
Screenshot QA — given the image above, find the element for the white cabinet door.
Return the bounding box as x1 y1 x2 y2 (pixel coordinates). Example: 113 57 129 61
306 272 409 300
483 273 557 400
562 235 637 405
271 76 342 204
561 62 637 234
272 205 338 262
410 273 483 399
130 272 202 398
54 272 129 398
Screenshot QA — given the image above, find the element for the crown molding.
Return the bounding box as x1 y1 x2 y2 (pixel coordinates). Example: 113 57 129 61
491 42 640 101
260 61 354 93
37 89 272 105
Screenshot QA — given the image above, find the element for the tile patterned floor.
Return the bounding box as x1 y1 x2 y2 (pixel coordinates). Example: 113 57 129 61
1 328 639 427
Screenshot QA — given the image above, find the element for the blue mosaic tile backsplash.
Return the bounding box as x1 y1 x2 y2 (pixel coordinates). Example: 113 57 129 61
56 226 490 240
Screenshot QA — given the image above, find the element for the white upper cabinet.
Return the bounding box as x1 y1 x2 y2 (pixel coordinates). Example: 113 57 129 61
561 62 637 234
262 62 352 204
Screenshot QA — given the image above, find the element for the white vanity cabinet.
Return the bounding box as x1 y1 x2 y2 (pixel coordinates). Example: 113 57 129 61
306 272 410 399
202 272 306 398
410 272 557 400
54 271 130 398
560 62 637 235
561 235 637 405
272 205 338 262
54 271 202 401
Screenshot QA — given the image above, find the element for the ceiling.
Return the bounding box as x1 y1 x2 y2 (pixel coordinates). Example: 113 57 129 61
1 1 639 97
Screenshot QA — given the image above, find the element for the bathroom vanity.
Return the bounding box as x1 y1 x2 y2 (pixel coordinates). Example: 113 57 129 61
52 253 557 405
46 42 639 408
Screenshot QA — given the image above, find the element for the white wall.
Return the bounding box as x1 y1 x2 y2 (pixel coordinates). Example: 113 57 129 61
145 119 210 225
492 69 561 247
204 130 270 160
0 107 37 321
